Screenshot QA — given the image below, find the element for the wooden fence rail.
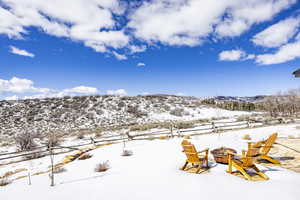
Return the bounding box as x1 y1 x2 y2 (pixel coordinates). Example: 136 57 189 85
0 118 299 163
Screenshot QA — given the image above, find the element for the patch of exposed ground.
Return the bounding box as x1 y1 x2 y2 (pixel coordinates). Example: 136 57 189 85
268 138 300 173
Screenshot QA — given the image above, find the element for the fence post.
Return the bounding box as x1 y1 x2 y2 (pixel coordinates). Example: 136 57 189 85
170 122 174 137
212 122 216 133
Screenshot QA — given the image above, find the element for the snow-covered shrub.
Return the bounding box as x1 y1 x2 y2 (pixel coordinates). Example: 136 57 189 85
45 134 61 149
175 121 194 129
121 150 133 156
242 134 251 140
94 161 110 172
170 108 184 116
78 153 93 160
237 115 250 121
14 130 39 151
0 177 11 187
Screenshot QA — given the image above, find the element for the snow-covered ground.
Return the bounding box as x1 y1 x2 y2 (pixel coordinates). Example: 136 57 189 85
1 124 300 200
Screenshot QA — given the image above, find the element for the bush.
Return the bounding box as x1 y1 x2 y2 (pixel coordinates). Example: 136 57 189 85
14 130 39 151
175 122 194 129
78 153 93 160
46 134 61 149
0 177 11 187
94 161 110 172
242 134 251 140
121 150 133 156
170 108 184 117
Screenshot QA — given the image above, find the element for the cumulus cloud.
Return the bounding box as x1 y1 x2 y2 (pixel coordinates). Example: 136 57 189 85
112 51 127 60
0 0 298 63
129 0 296 45
107 89 127 96
63 86 98 94
219 49 256 61
5 95 18 100
0 0 129 55
0 76 102 100
219 50 245 61
9 46 35 57
215 0 296 37
252 16 300 48
137 62 145 67
256 40 300 65
0 77 50 93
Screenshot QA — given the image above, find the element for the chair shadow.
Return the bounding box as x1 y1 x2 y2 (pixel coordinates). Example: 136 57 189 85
278 156 295 161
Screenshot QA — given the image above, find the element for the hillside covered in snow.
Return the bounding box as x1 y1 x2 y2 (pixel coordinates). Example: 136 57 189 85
0 95 251 137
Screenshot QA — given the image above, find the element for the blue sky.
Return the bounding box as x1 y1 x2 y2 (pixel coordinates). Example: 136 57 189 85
0 0 300 100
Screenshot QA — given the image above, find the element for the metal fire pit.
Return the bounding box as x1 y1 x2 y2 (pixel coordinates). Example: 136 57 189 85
211 147 237 164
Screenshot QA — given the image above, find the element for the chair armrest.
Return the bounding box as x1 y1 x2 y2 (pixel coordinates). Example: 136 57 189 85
197 148 209 154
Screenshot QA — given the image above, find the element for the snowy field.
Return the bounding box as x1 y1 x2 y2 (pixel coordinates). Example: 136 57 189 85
1 124 300 200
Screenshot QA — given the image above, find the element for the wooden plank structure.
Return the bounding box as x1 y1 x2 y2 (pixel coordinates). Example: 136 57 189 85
258 133 280 164
227 141 269 181
181 140 209 173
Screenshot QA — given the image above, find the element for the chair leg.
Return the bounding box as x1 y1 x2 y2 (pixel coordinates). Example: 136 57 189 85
232 162 252 180
252 165 269 180
181 161 188 170
260 155 280 164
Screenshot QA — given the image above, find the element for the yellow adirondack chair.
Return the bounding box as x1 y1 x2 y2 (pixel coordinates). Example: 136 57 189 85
227 141 269 181
181 140 209 173
258 133 280 164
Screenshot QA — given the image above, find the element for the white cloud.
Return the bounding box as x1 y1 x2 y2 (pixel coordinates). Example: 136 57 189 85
256 40 300 65
252 17 300 48
129 0 296 45
9 46 34 57
219 50 246 61
112 51 127 60
215 0 296 37
107 89 127 96
0 77 101 99
137 62 146 67
0 77 50 93
0 0 129 56
63 86 98 94
129 45 147 53
5 95 18 100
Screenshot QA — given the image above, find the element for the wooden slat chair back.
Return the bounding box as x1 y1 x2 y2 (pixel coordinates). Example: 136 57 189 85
181 140 201 164
258 133 280 164
261 133 277 155
181 140 209 173
227 141 268 181
241 141 263 167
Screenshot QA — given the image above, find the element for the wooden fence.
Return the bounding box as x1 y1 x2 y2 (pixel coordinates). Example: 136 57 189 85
0 118 299 164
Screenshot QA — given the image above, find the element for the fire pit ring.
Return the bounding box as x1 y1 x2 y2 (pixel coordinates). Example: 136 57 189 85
211 147 237 164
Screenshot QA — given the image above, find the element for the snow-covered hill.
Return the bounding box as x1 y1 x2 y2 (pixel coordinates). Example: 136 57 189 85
0 95 251 137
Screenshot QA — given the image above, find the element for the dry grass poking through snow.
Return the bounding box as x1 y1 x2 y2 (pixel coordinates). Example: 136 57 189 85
242 134 251 140
94 161 110 172
78 153 93 160
53 167 67 174
121 150 133 156
0 177 11 187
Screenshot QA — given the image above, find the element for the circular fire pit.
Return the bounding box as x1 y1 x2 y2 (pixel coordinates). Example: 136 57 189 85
211 147 237 164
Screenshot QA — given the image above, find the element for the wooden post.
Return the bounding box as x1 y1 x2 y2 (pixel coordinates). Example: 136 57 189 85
212 122 216 133
49 132 54 187
170 122 174 138
27 162 32 185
